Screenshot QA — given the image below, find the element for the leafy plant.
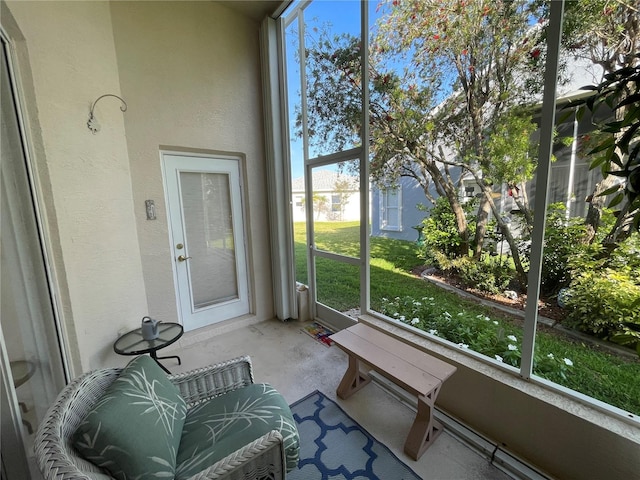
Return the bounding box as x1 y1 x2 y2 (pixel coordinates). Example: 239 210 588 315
456 257 512 295
418 197 476 261
572 57 640 237
380 296 574 381
521 203 591 295
563 228 640 354
565 268 640 340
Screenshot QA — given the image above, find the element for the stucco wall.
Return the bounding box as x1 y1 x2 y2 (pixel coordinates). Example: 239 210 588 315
4 0 273 370
109 1 272 328
4 0 148 373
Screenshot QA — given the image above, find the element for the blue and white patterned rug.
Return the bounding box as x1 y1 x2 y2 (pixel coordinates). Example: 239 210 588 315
288 390 421 480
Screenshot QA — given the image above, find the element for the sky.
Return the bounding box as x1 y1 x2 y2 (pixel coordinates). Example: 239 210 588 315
283 1 383 179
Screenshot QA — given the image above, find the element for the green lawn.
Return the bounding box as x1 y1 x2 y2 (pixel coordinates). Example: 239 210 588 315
294 221 640 416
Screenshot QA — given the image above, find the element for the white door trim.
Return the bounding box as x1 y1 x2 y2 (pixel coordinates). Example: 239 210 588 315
161 150 251 331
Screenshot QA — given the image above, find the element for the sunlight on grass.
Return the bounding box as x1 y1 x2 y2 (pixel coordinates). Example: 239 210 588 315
294 222 640 415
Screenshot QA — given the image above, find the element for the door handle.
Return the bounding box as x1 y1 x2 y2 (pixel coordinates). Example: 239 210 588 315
177 255 192 262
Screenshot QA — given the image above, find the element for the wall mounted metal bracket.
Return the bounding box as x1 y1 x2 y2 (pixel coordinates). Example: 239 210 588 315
87 94 127 134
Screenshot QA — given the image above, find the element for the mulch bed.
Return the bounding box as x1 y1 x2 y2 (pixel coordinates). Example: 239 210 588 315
409 265 565 322
407 265 639 361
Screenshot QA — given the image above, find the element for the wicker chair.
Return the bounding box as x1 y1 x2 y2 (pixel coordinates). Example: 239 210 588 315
34 356 292 480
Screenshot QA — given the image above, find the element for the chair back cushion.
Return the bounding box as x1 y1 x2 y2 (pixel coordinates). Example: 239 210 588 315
72 356 187 479
175 383 299 480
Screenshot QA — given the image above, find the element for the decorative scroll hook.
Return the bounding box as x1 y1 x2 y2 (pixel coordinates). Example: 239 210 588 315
87 94 127 134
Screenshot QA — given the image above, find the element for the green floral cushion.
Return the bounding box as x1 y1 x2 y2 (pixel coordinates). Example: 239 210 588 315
72 355 187 480
175 383 299 480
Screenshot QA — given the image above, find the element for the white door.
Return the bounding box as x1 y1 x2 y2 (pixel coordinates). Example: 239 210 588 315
162 152 250 331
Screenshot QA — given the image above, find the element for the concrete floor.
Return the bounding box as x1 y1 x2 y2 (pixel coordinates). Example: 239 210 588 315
167 318 513 480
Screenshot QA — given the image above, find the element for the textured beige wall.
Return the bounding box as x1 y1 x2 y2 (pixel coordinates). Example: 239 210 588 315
4 0 149 372
4 0 274 370
109 1 272 327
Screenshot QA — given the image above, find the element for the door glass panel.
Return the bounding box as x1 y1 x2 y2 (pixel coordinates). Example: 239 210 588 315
315 257 360 316
180 171 238 309
1 40 66 477
311 163 360 257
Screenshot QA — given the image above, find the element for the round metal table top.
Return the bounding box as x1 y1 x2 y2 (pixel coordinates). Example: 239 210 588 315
113 322 183 356
10 360 36 388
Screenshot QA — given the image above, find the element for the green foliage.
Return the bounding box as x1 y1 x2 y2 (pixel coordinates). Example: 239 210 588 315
419 197 476 261
565 268 640 339
562 1 638 75
380 296 573 381
456 257 512 295
540 203 591 295
564 232 640 349
418 198 515 294
570 56 640 234
485 111 539 186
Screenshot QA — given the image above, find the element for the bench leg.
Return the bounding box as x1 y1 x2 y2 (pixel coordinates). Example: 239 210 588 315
404 385 443 460
336 356 371 400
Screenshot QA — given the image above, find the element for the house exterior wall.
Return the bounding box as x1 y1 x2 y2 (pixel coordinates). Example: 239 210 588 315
3 0 272 373
291 170 360 222
371 176 432 242
290 190 360 222
4 0 147 373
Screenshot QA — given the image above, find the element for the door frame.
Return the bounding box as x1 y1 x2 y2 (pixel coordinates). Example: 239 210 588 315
161 149 252 330
304 154 361 333
1 27 69 479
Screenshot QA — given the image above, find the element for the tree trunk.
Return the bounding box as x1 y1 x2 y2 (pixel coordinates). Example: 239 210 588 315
425 163 470 256
451 197 470 257
510 182 534 233
497 217 528 288
585 173 619 243
477 183 529 287
473 195 491 258
602 200 635 247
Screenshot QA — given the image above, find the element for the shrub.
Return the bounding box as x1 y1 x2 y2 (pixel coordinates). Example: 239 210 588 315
564 230 640 353
418 197 476 263
540 204 590 295
456 257 512 294
565 268 640 340
518 203 590 296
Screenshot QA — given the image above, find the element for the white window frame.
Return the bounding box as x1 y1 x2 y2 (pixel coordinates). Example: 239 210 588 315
379 187 402 231
267 0 635 425
331 194 341 212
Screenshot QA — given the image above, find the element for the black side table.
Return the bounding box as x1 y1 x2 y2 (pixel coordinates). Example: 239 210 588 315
113 322 184 374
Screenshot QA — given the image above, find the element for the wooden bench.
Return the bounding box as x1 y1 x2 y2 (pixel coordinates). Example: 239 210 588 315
330 322 457 460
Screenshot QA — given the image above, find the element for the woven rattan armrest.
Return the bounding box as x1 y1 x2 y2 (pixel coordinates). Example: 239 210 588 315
183 430 285 480
34 355 288 480
34 369 121 480
168 355 254 408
